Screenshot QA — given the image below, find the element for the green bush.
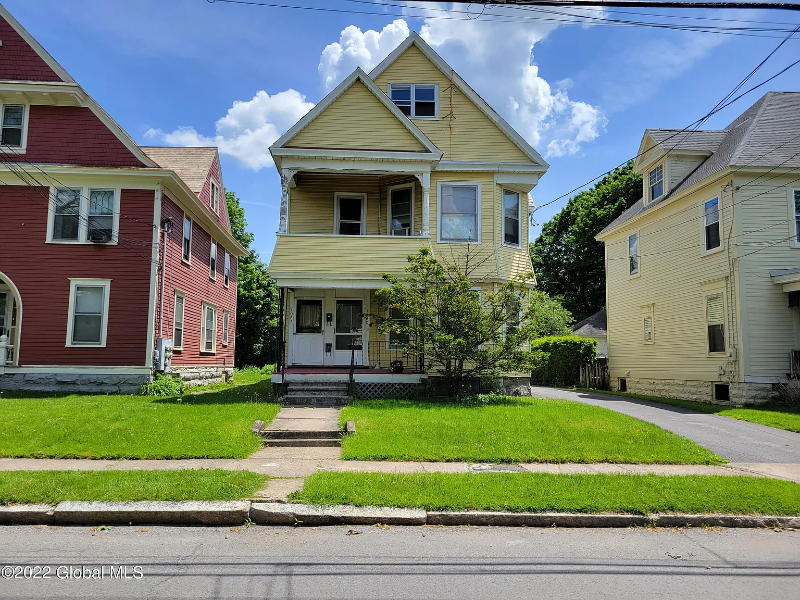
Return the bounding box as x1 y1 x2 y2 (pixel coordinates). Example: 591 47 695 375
530 336 597 387
139 373 186 397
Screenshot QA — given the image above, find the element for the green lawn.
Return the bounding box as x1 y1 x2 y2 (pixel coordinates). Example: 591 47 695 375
0 470 268 504
340 398 723 464
0 369 279 459
582 389 800 434
293 471 800 515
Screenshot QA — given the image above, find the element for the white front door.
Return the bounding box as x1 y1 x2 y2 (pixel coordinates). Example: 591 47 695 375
334 299 364 366
292 299 324 365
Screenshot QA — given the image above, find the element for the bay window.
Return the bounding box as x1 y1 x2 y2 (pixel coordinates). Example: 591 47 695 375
439 183 480 243
503 189 521 247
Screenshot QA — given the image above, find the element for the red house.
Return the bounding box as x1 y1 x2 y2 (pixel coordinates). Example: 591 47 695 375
0 6 247 392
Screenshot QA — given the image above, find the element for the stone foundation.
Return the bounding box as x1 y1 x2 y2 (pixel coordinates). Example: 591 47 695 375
611 377 775 406
170 366 235 387
0 372 151 394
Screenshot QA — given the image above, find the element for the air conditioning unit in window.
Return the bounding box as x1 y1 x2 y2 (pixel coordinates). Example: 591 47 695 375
88 230 112 244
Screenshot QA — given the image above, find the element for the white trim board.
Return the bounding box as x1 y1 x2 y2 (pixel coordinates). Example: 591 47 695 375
369 33 548 169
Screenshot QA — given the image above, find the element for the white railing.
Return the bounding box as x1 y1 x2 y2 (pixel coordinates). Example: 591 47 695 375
0 334 8 373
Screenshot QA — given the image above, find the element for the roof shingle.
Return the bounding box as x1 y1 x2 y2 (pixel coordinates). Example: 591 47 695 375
140 146 217 194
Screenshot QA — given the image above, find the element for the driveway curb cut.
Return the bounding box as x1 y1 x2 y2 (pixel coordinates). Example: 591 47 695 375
0 502 797 528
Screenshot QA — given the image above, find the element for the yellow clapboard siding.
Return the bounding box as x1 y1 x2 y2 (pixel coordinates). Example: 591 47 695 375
286 79 427 152
372 45 532 163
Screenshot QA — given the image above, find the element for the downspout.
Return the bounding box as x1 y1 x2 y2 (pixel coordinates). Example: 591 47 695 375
158 218 173 338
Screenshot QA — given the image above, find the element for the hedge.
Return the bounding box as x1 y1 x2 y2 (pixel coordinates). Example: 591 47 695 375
530 336 597 387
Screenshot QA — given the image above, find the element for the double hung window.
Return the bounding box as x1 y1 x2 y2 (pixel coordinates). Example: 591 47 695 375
50 187 117 244
1 104 25 148
389 186 413 236
388 84 437 119
210 240 217 280
182 216 192 262
67 280 110 347
335 194 364 235
503 189 521 247
202 303 217 353
387 307 410 349
210 179 220 214
223 310 229 346
706 294 725 354
224 251 231 287
628 233 639 276
173 292 185 350
794 190 800 244
440 184 479 243
704 198 721 251
649 165 664 202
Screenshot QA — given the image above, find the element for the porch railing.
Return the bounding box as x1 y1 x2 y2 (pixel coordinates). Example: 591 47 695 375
364 340 423 373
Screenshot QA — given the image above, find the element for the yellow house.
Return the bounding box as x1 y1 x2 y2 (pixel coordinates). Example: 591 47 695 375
267 33 548 399
596 92 800 405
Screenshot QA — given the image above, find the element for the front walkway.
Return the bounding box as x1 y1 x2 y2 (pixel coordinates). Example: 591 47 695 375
530 386 800 464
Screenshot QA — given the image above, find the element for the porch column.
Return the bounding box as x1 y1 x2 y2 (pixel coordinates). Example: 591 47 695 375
0 334 7 374
416 172 431 237
278 169 297 234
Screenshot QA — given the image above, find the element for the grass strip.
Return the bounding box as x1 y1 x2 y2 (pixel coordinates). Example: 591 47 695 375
0 470 268 504
293 471 800 515
0 372 279 459
340 398 723 464
580 389 800 434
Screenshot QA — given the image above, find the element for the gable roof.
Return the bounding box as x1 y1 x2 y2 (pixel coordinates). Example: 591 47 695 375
573 310 607 337
271 67 441 158
141 146 218 194
0 4 74 82
598 92 800 238
370 32 548 168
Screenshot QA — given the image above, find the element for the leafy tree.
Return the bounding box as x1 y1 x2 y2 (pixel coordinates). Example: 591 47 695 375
372 248 543 397
226 191 278 367
528 290 574 338
530 162 642 322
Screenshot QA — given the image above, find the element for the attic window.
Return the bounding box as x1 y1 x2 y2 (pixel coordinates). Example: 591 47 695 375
388 84 438 119
209 179 220 215
649 165 664 202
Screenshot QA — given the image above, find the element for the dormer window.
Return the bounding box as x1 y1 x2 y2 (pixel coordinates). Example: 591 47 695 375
388 84 438 119
649 165 664 202
1 104 25 148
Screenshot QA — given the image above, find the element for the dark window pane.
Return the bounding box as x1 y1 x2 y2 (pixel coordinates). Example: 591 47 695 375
504 218 519 245
415 87 435 102
336 301 363 333
396 104 411 116
53 215 79 240
1 127 22 146
72 315 102 344
414 101 436 117
335 334 362 351
390 87 411 101
705 222 720 250
338 197 361 221
296 300 322 333
339 222 361 235
708 324 725 353
2 105 23 127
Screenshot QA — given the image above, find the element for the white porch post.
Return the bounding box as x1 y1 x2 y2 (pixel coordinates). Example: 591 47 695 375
279 169 296 234
416 172 431 237
0 334 7 374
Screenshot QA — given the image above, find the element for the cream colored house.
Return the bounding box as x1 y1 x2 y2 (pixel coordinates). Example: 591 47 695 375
597 92 800 405
267 33 547 399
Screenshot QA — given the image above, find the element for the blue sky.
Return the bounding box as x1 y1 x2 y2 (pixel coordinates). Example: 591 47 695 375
7 0 800 258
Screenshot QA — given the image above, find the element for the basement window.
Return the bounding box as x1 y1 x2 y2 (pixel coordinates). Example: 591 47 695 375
714 383 730 402
619 378 627 392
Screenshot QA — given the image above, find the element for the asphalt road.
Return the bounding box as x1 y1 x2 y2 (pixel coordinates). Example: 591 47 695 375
0 525 798 599
530 387 800 463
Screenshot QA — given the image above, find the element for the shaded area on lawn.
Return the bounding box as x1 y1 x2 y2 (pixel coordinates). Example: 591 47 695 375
0 370 278 459
293 471 800 515
0 470 267 504
582 389 800 434
340 398 724 464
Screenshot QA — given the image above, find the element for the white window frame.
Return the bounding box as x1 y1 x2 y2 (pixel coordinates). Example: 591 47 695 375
201 302 218 354
182 213 192 265
222 309 229 346
46 186 121 245
209 239 217 281
0 103 29 153
502 188 522 248
437 181 482 244
334 192 367 236
628 232 640 277
387 83 439 120
649 164 664 203
702 196 722 254
791 188 800 249
224 250 230 288
65 278 111 348
387 183 415 236
209 178 220 215
173 290 185 351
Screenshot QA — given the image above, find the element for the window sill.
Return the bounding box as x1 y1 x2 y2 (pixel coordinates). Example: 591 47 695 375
209 276 216 283
702 246 724 256
502 242 522 250
0 147 26 154
409 116 439 121
629 273 641 280
65 343 106 348
707 352 727 358
200 350 217 356
47 240 118 246
181 259 191 267
438 239 481 245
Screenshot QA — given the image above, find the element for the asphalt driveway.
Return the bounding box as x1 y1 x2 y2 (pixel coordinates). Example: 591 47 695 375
530 387 800 464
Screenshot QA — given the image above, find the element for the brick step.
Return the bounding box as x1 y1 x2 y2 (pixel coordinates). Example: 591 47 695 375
265 429 343 440
267 438 342 448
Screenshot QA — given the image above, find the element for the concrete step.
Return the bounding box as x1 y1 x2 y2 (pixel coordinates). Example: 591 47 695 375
281 396 350 407
266 429 343 440
267 438 342 447
285 388 349 396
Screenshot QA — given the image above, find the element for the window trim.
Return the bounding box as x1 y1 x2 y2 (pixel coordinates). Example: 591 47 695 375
705 293 726 356
209 238 217 281
501 188 522 248
387 83 439 120
182 213 192 265
333 192 367 236
702 196 723 255
628 231 640 278
209 178 220 215
648 164 664 203
386 183 415 236
65 278 111 348
224 250 230 288
0 103 29 153
437 181 482 244
790 188 800 249
172 290 185 351
46 186 121 245
201 301 218 355
222 309 230 346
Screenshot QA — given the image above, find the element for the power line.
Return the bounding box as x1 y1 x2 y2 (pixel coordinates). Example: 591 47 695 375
420 1 800 12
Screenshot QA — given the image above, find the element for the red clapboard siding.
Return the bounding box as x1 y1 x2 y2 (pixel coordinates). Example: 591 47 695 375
20 106 146 167
0 186 155 366
197 153 230 231
0 16 63 82
158 194 237 367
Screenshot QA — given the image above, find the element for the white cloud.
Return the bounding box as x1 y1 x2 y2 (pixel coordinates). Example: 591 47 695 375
318 19 410 93
144 89 314 170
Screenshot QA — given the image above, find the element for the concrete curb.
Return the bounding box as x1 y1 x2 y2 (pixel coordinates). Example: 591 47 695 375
0 502 796 528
